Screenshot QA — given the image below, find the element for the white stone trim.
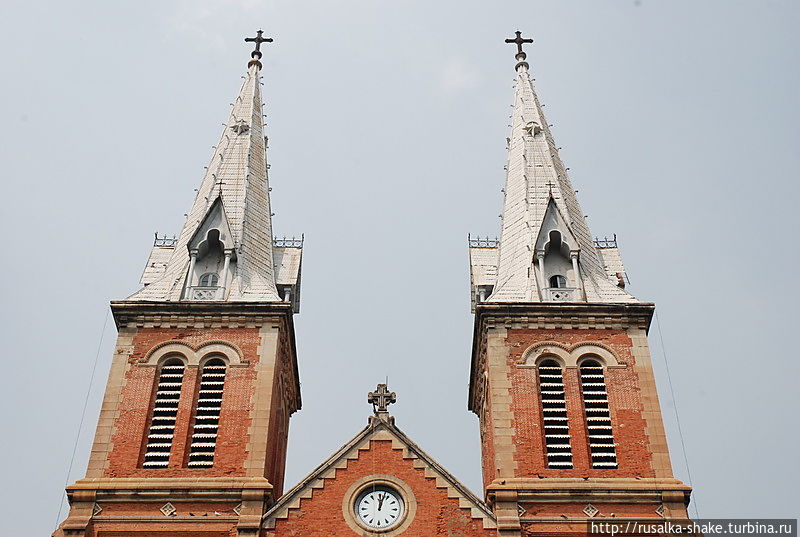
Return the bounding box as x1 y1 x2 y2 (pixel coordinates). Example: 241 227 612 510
141 340 246 367
263 426 496 530
519 341 625 368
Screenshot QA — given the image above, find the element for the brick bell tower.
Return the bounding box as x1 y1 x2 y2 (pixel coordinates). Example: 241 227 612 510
467 33 692 536
55 31 303 537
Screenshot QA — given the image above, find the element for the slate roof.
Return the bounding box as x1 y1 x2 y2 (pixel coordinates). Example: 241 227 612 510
486 57 636 304
127 61 282 302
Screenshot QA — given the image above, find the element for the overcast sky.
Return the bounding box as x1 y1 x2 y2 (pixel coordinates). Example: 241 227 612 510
1 1 798 534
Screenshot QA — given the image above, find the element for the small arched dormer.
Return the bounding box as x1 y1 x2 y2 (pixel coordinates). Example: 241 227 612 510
185 197 236 301
533 198 585 302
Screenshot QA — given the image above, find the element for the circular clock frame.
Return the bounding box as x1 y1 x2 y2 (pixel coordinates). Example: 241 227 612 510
343 475 417 535
354 485 404 530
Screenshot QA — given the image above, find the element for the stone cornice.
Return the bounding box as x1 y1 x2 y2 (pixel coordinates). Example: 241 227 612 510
487 477 690 492
468 302 655 413
485 477 691 506
110 300 295 328
66 476 273 502
475 302 655 330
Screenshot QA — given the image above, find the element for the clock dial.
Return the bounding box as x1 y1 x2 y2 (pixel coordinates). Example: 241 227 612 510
355 487 404 529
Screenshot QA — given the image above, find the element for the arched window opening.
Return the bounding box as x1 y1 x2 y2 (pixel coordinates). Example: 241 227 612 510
187 358 227 467
143 358 185 468
580 359 618 468
537 359 573 468
549 275 567 288
198 272 219 287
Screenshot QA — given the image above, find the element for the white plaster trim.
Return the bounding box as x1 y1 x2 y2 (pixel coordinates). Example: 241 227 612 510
141 340 246 367
519 341 625 368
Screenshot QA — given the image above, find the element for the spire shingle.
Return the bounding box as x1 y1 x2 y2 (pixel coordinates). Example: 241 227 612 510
488 45 636 303
128 60 282 302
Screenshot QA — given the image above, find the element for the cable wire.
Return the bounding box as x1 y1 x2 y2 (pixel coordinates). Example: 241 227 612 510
654 310 700 519
54 308 111 531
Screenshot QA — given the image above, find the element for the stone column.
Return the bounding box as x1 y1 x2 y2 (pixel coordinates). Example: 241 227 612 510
570 251 584 299
221 250 233 298
535 251 546 299
185 249 198 299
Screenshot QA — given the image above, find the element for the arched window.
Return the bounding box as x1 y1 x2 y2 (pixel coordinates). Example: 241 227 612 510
537 359 572 468
143 358 185 468
199 272 219 287
187 358 227 467
580 359 618 468
549 275 567 288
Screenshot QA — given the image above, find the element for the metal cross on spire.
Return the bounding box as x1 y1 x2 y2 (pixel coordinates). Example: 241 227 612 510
505 31 533 56
245 30 273 60
368 383 396 413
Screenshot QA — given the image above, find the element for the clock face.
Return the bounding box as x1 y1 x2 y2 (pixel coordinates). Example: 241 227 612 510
355 486 404 530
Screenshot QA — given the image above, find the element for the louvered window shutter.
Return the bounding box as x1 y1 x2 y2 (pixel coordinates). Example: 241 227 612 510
187 359 227 467
538 359 573 468
580 359 618 468
143 359 185 468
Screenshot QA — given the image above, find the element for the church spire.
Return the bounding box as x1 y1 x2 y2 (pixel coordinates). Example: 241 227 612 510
487 32 634 304
129 31 286 303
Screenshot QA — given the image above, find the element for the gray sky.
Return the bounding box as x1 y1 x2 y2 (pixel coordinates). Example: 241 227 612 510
1 1 798 534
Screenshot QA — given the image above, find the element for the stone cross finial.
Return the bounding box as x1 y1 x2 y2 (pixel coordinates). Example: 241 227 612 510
245 30 274 60
368 383 396 413
505 31 533 56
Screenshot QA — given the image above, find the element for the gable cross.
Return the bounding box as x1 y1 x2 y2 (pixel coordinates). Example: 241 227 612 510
368 383 396 413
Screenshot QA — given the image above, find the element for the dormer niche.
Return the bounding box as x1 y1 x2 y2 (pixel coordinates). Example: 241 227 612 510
534 199 585 302
184 197 236 301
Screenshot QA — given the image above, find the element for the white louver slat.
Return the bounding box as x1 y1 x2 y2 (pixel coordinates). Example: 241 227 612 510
580 360 618 468
538 359 573 469
187 359 227 468
142 360 185 468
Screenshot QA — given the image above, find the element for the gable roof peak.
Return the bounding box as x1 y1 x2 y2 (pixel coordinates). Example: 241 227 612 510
262 417 496 531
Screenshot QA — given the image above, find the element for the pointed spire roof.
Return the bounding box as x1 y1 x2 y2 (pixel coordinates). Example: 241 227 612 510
128 41 281 302
489 34 635 303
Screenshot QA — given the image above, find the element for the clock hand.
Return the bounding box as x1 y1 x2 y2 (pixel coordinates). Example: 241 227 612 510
377 493 385 510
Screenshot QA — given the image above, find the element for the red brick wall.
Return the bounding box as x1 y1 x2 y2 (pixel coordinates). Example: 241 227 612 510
270 440 494 537
104 326 288 480
488 329 655 479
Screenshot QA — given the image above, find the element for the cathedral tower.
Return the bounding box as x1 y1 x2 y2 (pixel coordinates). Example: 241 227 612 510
55 32 303 537
467 33 692 536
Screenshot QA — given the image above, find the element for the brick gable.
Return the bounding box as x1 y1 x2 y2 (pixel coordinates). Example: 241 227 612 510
265 419 496 537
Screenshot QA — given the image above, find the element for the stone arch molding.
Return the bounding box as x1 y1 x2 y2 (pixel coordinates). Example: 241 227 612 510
519 341 624 369
141 340 246 367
